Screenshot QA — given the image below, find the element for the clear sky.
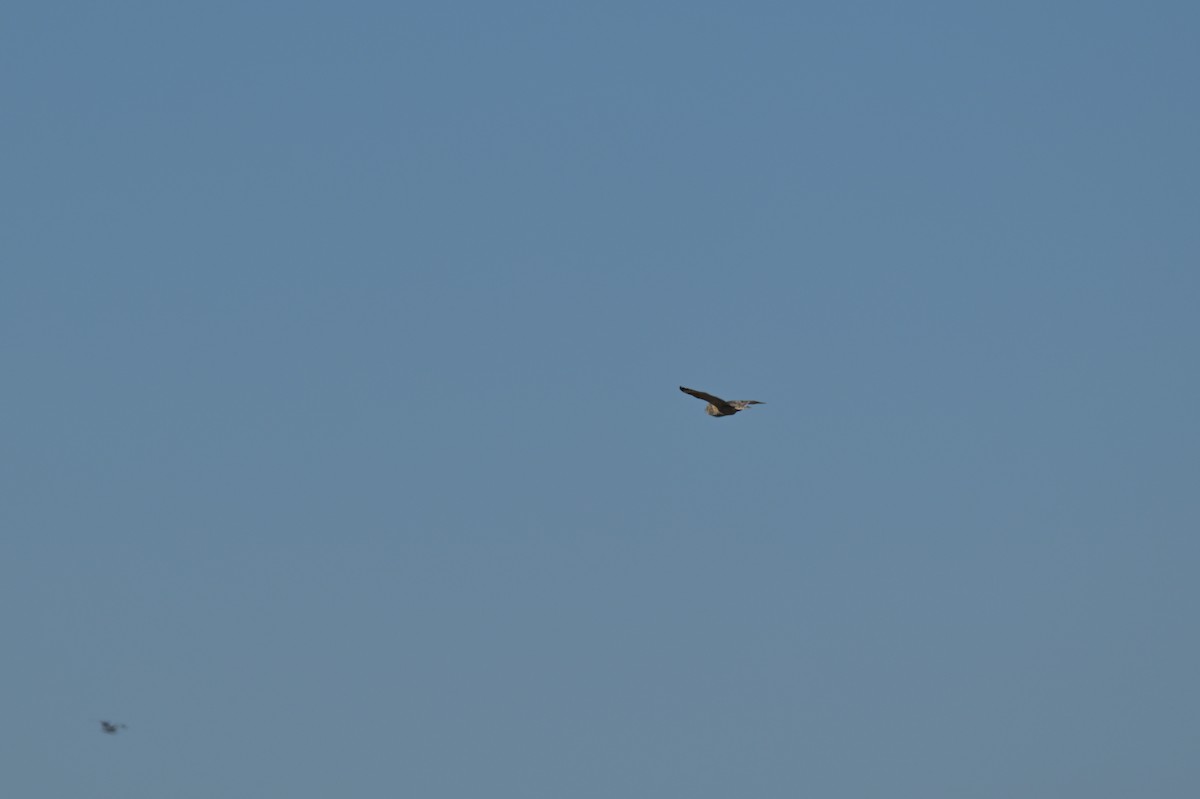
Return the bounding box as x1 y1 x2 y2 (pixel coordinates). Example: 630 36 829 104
4 2 1198 796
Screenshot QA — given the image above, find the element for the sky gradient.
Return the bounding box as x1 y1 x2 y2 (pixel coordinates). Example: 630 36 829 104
4 2 1199 797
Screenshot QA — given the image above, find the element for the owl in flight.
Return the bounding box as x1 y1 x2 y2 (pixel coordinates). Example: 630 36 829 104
679 386 764 417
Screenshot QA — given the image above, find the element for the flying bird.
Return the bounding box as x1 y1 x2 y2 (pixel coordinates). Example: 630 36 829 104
679 386 764 417
99 721 127 735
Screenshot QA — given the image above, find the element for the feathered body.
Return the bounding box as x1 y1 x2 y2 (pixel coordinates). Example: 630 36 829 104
679 386 764 417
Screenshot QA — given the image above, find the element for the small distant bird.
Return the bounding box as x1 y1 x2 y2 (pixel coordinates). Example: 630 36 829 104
679 386 765 417
99 721 127 735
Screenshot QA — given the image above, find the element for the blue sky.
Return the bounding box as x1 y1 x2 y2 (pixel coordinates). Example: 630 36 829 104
4 2 1198 796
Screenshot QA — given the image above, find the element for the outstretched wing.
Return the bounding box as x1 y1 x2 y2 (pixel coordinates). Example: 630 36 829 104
679 386 727 405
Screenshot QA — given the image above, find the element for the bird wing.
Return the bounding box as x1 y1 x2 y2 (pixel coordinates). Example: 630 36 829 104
679 386 727 405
